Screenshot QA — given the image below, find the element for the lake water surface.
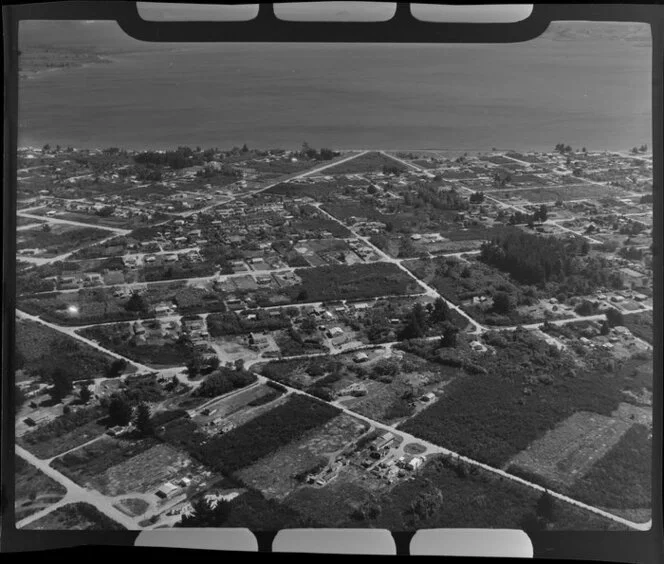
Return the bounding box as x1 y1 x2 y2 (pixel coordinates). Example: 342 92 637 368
18 38 651 152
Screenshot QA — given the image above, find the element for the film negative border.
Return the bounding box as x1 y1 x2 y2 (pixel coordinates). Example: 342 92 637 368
2 2 662 561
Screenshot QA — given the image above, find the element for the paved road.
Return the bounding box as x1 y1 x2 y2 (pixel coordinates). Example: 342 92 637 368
313 203 485 335
15 445 137 530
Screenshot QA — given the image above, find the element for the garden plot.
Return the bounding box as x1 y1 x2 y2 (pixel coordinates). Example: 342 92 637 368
51 436 159 489
90 443 206 497
506 411 632 489
236 414 369 500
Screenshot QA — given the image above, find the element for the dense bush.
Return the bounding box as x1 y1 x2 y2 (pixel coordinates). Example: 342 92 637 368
199 395 340 473
399 330 628 467
480 229 618 294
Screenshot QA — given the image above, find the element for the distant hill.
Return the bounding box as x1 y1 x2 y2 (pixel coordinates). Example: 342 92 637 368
544 21 651 45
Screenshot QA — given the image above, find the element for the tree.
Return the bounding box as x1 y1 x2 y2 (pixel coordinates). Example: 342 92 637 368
107 358 128 378
535 204 548 223
15 385 27 412
108 394 133 426
536 491 556 522
492 291 514 315
430 297 449 323
469 191 485 204
440 322 459 348
125 292 149 315
134 402 153 436
606 308 624 328
600 319 610 336
79 385 92 404
42 223 52 232
178 498 232 527
49 367 73 403
241 143 249 153
520 511 545 532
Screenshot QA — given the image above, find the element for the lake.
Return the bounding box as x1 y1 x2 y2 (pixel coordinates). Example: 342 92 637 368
18 38 652 152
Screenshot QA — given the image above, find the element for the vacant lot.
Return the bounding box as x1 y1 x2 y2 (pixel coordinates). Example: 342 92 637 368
237 414 368 500
91 442 198 497
52 436 159 489
16 319 124 382
16 224 110 257
569 424 652 521
284 472 379 527
493 183 625 204
80 323 194 367
506 411 632 489
25 502 126 530
15 455 67 522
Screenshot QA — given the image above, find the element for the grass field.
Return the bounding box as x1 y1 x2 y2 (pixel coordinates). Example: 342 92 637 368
236 414 368 500
25 502 126 530
113 498 150 517
225 393 291 428
15 455 67 522
506 411 632 489
191 384 272 425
